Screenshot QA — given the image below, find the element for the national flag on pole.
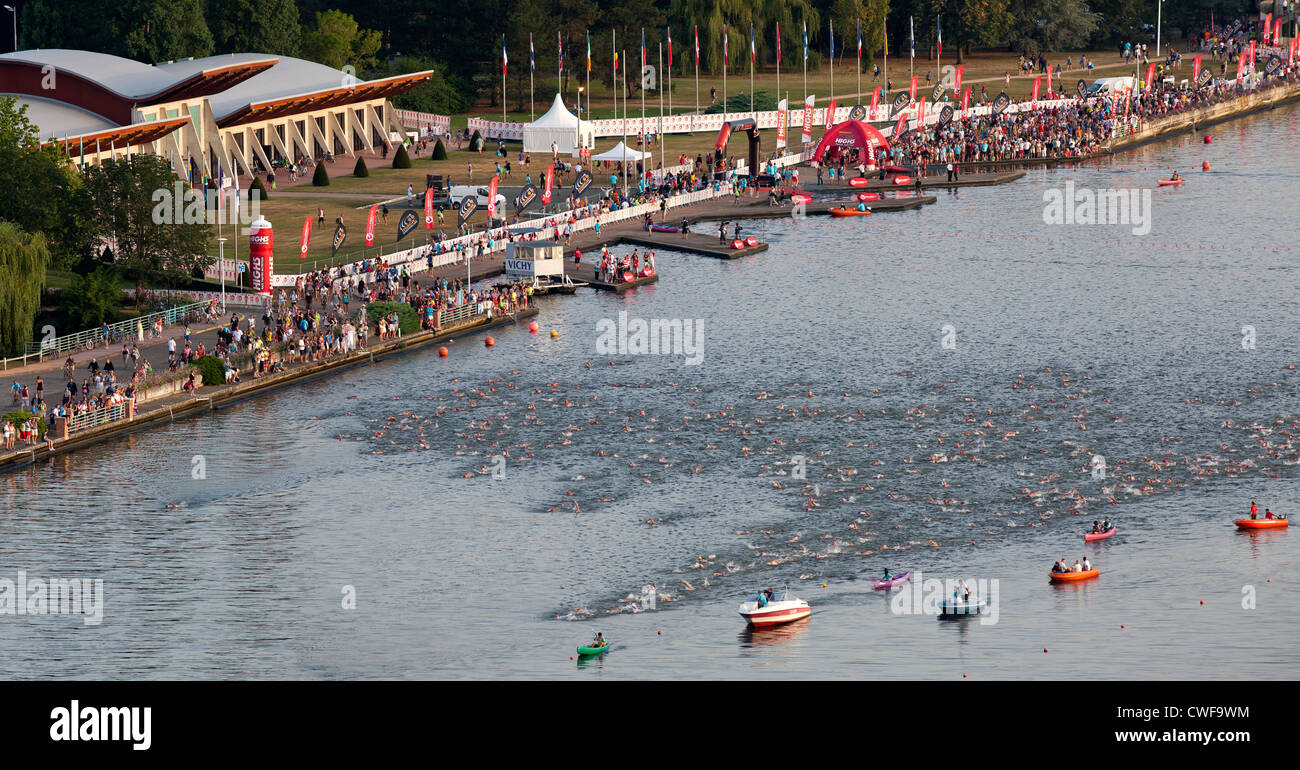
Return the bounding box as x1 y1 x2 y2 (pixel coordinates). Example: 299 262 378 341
530 34 535 73
829 20 834 66
502 35 508 75
937 17 942 57
558 31 563 74
857 19 862 61
587 30 592 72
909 16 915 59
724 26 728 69
883 16 887 56
667 28 672 68
750 22 755 63
695 26 700 66
776 23 780 64
642 28 646 69
613 50 618 73
802 21 808 61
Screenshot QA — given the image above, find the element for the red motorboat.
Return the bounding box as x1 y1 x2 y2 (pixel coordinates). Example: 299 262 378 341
738 588 811 628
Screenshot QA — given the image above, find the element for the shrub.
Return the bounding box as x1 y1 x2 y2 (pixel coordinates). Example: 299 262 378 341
353 156 370 177
392 144 412 169
4 411 46 439
432 139 447 160
193 355 226 386
470 130 483 151
312 163 330 186
366 301 420 335
249 176 269 200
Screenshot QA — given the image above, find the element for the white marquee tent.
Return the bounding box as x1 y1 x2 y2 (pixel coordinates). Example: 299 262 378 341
522 93 594 157
590 141 649 163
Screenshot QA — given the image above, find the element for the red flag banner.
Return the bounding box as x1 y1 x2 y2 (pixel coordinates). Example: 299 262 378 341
954 65 963 97
960 87 971 120
1192 54 1202 83
488 175 499 217
1237 50 1247 79
424 188 435 228
299 216 312 258
1045 66 1052 96
893 110 908 138
542 163 555 205
917 98 927 126
776 98 788 148
1264 13 1273 44
870 87 880 113
364 205 378 247
909 75 918 103
1249 40 1255 64
1144 63 1156 92
801 94 815 143
1032 76 1041 104
824 98 838 128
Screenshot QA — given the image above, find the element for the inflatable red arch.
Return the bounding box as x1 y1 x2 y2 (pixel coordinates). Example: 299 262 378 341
811 120 890 163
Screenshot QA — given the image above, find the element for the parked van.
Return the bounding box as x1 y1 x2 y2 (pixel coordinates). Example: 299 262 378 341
1084 76 1136 97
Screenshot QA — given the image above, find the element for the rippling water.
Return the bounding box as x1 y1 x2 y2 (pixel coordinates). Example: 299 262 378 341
2 104 1298 680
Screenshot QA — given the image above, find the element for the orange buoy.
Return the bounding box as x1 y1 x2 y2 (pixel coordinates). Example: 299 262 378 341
528 321 539 333
1202 161 1210 171
485 337 495 347
438 347 448 357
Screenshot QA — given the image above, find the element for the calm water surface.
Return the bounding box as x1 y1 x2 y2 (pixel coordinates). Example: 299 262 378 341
2 104 1298 679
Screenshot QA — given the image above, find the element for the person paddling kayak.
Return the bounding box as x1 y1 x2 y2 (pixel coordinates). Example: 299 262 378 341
590 632 607 649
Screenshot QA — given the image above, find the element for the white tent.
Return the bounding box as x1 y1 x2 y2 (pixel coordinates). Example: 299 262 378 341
523 93 594 157
590 141 649 163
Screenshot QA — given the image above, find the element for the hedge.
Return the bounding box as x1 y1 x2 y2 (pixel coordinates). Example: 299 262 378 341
312 163 330 186
193 355 226 386
392 144 412 169
353 156 370 177
366 301 420 335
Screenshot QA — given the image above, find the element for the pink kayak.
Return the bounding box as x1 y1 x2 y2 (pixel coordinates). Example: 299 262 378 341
1084 526 1116 542
1157 179 1183 186
872 571 911 590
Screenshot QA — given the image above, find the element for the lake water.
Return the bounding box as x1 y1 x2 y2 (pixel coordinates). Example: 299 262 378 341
2 103 1298 680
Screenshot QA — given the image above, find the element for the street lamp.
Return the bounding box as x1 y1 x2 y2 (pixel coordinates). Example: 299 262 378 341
217 237 228 313
3 6 15 53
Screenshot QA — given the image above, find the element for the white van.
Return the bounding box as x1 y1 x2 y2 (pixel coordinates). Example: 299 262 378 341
1084 76 1136 97
449 185 507 212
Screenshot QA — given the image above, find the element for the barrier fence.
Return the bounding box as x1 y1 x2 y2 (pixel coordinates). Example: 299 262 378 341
66 402 132 436
19 301 213 359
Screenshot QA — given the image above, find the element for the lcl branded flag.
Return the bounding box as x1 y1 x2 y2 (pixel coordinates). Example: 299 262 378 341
801 95 815 143
517 182 539 211
397 210 418 241
488 175 499 217
331 224 347 256
364 205 378 247
573 169 593 196
424 188 435 228
824 99 838 128
890 91 909 117
937 104 954 130
542 164 555 205
776 98 788 149
299 216 312 259
930 83 943 102
457 195 477 227
992 91 1010 114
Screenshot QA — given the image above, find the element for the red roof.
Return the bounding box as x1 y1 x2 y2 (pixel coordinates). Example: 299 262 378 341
812 120 890 162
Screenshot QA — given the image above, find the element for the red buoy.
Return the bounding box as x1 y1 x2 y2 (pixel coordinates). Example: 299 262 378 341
528 321 539 333
485 337 495 347
1204 135 1212 144
438 347 448 357
1202 161 1210 171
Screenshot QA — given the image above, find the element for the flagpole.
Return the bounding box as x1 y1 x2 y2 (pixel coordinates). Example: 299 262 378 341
857 20 862 102
622 48 629 197
750 24 755 119
936 18 940 91
640 29 646 179
502 35 507 124
658 41 664 184
723 27 728 124
883 15 888 106
909 16 914 86
776 23 780 127
803 22 807 123
830 19 834 107
530 34 535 122
694 27 699 135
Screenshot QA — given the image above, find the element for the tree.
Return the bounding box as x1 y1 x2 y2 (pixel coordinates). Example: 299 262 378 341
207 0 302 56
924 0 1013 62
432 139 448 160
249 177 270 201
0 96 91 269
81 156 212 298
0 221 50 356
21 0 212 61
312 163 331 186
1005 0 1100 54
353 156 370 177
300 9 383 71
392 145 412 169
60 266 122 328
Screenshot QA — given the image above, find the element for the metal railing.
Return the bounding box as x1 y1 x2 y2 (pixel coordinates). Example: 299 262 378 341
24 302 212 357
66 401 132 435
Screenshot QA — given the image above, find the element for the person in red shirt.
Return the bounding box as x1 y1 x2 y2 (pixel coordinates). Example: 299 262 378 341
1249 501 1258 519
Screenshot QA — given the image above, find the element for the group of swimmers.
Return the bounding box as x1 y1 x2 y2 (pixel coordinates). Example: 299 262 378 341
1052 557 1093 573
1247 501 1287 520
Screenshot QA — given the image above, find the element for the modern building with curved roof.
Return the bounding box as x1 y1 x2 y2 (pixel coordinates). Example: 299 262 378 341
0 49 432 182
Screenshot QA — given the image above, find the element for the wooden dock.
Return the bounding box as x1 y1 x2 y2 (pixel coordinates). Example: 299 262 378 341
618 231 769 260
563 260 660 292
809 169 1025 192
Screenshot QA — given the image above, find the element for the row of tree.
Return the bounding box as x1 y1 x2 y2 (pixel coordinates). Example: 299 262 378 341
13 1 1255 112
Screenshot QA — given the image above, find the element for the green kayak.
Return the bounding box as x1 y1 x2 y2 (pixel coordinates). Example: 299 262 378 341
576 642 612 657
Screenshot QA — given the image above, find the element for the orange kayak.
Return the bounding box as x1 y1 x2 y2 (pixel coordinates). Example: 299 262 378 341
828 207 871 217
1049 568 1100 582
1235 518 1289 529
